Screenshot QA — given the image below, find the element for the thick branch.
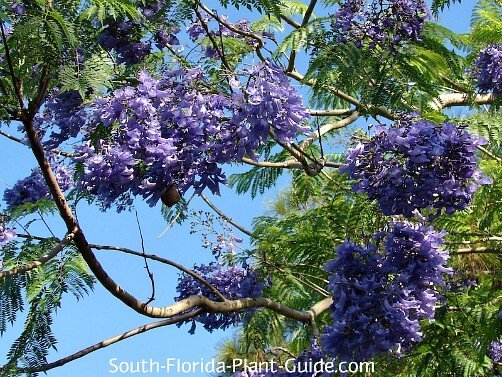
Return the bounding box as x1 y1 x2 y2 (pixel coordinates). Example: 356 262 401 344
241 157 340 170
430 93 497 110
300 111 360 149
307 108 353 116
145 295 333 321
288 71 396 120
0 229 76 279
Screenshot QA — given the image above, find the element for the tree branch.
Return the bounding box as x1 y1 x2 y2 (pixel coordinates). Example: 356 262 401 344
198 2 264 47
8 310 204 374
0 22 25 112
135 211 156 306
0 128 75 157
300 111 360 149
451 247 502 255
430 93 497 110
0 229 76 279
287 0 318 72
91 242 227 302
287 71 396 120
307 108 354 116
241 157 341 170
200 193 253 236
193 6 232 72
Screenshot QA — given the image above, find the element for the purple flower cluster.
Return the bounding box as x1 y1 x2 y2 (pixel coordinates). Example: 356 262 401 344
3 164 74 209
490 341 502 363
332 0 428 48
341 119 490 218
175 263 264 333
0 224 15 246
11 2 27 15
97 1 178 65
77 65 308 209
235 63 310 151
321 222 450 362
475 44 502 94
37 90 86 149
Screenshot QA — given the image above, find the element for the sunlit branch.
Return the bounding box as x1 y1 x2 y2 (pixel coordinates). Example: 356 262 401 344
287 71 397 120
280 14 301 29
451 247 502 255
307 108 354 116
241 157 341 170
301 111 361 149
477 145 502 163
0 229 76 279
430 92 497 110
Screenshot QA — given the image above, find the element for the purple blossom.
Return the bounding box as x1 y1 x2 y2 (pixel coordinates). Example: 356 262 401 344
38 90 86 149
341 118 490 218
0 225 15 246
332 0 428 49
3 164 74 208
11 2 27 15
175 263 264 333
475 45 502 94
154 30 180 49
321 222 450 362
96 0 170 65
490 341 502 363
77 65 308 209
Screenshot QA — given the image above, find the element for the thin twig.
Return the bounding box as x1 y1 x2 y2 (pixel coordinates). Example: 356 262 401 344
477 145 502 163
91 243 227 302
0 22 25 111
37 209 56 238
200 193 252 236
135 211 156 306
0 128 75 157
193 7 232 72
0 229 76 279
15 232 228 302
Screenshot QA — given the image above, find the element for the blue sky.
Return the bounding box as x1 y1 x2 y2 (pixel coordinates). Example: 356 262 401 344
0 1 477 376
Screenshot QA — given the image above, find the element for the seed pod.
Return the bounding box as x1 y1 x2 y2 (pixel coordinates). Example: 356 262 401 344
161 185 181 207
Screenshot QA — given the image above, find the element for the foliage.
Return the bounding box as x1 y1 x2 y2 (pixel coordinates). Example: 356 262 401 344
0 0 500 376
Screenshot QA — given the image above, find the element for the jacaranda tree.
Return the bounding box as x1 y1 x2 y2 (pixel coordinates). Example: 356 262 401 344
0 0 500 375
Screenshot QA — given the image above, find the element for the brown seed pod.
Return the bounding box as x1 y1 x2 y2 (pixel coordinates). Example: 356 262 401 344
161 185 181 207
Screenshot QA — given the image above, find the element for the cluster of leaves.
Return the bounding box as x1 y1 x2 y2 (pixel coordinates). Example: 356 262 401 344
0 238 94 376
